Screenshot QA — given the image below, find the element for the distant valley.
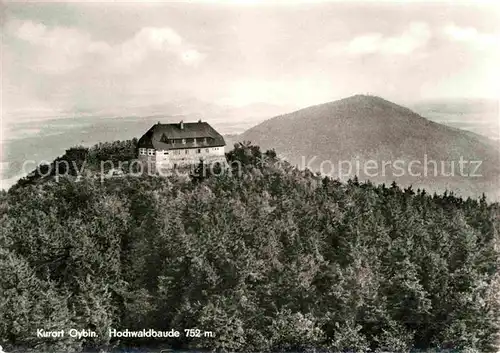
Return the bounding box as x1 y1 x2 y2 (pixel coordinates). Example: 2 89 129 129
411 98 499 146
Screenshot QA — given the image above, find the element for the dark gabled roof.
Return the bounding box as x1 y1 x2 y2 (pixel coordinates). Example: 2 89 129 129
138 121 226 150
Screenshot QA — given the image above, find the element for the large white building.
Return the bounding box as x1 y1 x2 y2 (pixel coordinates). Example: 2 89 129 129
137 120 226 170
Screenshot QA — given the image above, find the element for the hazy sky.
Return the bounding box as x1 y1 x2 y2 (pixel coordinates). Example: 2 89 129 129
2 1 500 121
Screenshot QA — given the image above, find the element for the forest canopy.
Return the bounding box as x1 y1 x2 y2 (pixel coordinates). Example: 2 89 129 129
1 140 499 352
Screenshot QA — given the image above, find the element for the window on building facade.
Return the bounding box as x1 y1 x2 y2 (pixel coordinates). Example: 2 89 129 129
147 149 155 156
197 149 201 154
185 149 189 154
139 148 146 155
182 139 186 144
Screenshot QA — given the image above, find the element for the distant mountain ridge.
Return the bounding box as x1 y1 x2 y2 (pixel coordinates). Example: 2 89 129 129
239 94 500 199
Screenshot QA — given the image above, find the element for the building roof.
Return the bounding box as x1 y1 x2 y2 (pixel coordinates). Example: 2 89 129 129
138 121 226 150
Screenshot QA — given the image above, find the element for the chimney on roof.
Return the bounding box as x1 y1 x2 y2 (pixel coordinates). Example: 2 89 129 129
198 119 202 123
179 120 184 129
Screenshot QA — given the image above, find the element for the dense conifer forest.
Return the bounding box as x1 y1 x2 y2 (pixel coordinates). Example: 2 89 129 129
1 140 499 352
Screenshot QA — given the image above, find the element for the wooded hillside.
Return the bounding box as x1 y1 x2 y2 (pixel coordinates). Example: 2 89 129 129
1 141 499 352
